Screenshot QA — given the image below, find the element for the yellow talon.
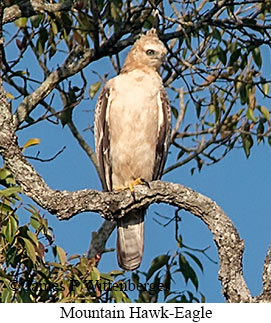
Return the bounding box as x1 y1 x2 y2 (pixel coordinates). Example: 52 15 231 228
114 185 127 191
114 178 143 192
129 178 143 192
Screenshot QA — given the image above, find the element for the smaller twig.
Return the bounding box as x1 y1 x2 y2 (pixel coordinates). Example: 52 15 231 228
153 211 176 227
67 119 100 177
171 87 186 142
24 146 66 163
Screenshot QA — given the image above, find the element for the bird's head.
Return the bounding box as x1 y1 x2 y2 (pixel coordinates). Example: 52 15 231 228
122 29 167 73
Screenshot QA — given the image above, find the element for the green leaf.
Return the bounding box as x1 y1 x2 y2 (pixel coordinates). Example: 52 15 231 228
4 214 18 243
207 48 217 65
6 246 17 267
47 262 64 269
146 254 170 281
262 82 269 96
30 214 41 231
0 202 13 215
51 21 58 36
171 106 179 119
246 109 257 122
201 293 206 303
60 106 73 127
0 186 21 198
259 106 270 121
184 251 204 273
257 121 264 143
209 104 215 115
111 289 124 303
100 273 114 281
178 254 199 290
229 48 241 65
31 14 43 28
132 272 139 285
227 4 235 15
217 47 227 65
230 41 238 53
49 44 57 59
14 17 28 28
252 47 262 68
0 168 12 180
1 288 13 303
21 237 37 264
182 48 187 59
37 28 48 54
241 134 253 158
18 290 33 303
109 270 124 276
195 101 202 118
240 84 247 105
27 231 39 247
212 29 221 42
56 246 66 265
143 15 154 30
91 266 100 282
163 270 171 300
89 81 101 99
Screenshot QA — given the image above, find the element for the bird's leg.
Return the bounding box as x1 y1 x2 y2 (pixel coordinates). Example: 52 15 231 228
129 178 143 200
128 177 144 192
114 177 148 199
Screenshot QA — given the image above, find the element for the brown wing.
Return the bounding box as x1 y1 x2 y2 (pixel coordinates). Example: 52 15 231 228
94 85 112 191
152 86 171 180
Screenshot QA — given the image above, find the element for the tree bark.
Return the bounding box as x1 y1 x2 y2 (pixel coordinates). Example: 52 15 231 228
3 0 73 25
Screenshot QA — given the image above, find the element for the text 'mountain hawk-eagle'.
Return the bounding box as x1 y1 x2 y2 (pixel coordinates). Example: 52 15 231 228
94 29 171 270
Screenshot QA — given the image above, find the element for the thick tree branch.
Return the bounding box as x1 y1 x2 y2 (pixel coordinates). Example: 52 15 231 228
3 0 73 25
0 89 252 302
256 243 271 302
3 77 271 303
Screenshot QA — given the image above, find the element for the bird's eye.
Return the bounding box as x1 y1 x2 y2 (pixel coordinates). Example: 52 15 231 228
146 49 156 56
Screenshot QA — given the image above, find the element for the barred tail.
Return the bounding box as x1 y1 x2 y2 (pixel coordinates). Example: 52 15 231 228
116 209 145 271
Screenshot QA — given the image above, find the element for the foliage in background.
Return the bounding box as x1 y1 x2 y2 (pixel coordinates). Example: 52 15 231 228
0 166 204 302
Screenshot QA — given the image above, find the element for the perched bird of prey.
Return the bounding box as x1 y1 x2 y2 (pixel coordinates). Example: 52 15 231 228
94 29 171 271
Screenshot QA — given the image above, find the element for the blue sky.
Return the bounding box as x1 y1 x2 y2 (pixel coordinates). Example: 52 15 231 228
3 18 271 303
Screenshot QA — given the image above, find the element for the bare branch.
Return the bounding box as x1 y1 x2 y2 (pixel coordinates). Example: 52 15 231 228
25 146 66 163
67 119 100 177
87 220 116 259
171 87 185 142
3 0 73 25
